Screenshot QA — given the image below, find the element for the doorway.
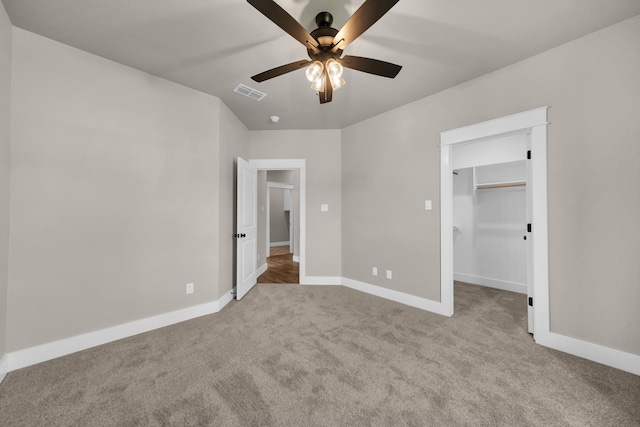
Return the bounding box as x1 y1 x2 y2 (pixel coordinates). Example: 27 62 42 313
238 159 305 290
235 159 306 298
259 173 299 284
439 107 550 339
452 160 530 331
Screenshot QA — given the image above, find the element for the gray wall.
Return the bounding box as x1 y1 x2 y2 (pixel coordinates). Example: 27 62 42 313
256 170 267 266
218 103 249 299
267 170 294 184
249 130 342 278
342 15 640 355
269 188 289 244
292 170 300 260
268 170 295 246
6 28 237 352
0 2 12 360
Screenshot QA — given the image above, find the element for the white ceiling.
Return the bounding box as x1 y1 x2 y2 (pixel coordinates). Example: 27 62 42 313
3 0 640 130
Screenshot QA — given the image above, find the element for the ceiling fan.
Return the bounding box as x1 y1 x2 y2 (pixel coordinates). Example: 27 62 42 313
247 0 402 104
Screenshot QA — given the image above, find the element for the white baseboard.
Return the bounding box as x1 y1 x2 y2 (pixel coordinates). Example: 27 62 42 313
536 331 640 376
342 278 450 316
454 273 527 294
300 276 342 285
5 279 637 378
257 263 268 277
269 241 290 247
0 354 7 384
7 294 232 373
218 289 235 310
292 256 300 263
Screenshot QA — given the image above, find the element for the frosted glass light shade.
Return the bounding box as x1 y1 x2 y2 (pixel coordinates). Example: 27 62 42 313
310 78 324 93
306 61 324 83
330 76 346 90
325 59 343 79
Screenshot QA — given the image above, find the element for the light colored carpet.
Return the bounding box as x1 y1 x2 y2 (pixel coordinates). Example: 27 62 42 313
0 282 638 426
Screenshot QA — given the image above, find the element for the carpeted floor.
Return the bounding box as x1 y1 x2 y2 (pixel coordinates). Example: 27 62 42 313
1 282 639 426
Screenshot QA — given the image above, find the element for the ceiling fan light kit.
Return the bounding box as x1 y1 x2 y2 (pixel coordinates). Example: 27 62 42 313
247 0 402 104
306 61 324 84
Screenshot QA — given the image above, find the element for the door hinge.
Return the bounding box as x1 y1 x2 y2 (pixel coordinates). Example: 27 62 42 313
527 223 532 233
528 297 533 307
527 150 531 160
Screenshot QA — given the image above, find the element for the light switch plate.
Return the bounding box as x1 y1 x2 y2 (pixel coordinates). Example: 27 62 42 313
321 204 329 212
425 200 432 210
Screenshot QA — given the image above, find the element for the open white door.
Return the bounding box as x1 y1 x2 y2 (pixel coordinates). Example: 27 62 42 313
236 157 258 300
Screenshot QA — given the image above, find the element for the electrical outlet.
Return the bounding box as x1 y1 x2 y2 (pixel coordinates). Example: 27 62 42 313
186 282 194 294
386 270 392 280
372 267 378 276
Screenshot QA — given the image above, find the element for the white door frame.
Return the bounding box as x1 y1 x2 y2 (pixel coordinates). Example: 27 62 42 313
250 159 306 282
439 107 549 339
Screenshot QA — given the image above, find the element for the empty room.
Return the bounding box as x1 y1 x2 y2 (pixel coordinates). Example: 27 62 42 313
1 1 639 425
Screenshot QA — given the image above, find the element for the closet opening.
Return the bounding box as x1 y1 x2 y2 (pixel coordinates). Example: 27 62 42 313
439 107 550 341
452 160 530 333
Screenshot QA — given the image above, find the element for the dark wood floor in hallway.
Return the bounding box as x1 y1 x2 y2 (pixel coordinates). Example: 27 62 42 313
257 245 299 284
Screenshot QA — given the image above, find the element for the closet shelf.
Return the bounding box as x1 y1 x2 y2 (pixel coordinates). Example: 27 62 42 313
475 180 526 190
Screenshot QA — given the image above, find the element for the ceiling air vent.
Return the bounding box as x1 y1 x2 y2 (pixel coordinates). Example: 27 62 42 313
234 84 267 101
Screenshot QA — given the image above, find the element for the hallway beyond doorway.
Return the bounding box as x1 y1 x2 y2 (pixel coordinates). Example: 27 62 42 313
257 245 299 284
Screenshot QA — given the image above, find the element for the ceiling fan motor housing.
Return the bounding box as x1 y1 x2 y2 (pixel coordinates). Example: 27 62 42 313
315 11 333 27
310 12 341 59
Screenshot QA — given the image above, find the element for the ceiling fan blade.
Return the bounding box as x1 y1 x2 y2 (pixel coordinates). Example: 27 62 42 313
251 59 311 82
319 73 333 104
339 55 402 78
331 0 400 52
248 0 320 53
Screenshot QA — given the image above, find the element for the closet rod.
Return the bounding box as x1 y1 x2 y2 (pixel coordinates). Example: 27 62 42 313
475 182 526 190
